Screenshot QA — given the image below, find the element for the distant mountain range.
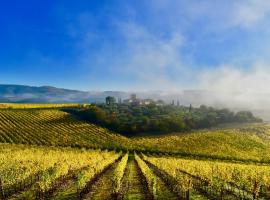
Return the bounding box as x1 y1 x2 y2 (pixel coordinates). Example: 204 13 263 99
0 84 130 103
0 85 87 103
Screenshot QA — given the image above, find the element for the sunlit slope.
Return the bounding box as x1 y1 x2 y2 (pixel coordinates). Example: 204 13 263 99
0 108 270 162
0 109 128 150
132 125 270 162
0 103 82 109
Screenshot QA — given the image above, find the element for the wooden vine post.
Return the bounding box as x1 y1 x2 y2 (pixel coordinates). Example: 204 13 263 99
0 179 5 200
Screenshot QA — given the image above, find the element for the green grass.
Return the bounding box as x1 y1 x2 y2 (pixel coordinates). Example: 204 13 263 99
122 155 146 200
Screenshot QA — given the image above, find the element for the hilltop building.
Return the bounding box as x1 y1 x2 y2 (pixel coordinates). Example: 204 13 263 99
123 94 159 106
123 94 141 106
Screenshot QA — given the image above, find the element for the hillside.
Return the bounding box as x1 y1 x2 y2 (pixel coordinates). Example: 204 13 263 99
0 108 129 150
67 104 262 136
0 106 270 162
132 125 270 162
1 105 270 198
0 103 81 109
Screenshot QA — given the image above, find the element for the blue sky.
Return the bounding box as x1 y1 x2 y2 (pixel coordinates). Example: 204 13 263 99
1 0 270 91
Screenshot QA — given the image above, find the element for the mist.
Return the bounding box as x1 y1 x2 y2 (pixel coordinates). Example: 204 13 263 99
191 64 270 120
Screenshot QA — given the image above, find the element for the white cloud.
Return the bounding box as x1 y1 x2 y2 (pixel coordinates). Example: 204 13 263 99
66 1 270 119
231 0 270 28
73 0 270 92
148 0 270 30
102 21 187 91
200 63 270 93
196 63 270 120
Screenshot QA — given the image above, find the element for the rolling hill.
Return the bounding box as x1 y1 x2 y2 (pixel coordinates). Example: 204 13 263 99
0 107 129 150
0 105 270 162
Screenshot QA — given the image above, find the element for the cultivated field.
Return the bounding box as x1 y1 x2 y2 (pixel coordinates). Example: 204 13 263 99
0 109 128 150
0 105 270 199
1 144 269 199
0 103 82 109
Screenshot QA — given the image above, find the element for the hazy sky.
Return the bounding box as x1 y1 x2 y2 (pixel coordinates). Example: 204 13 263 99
1 0 270 91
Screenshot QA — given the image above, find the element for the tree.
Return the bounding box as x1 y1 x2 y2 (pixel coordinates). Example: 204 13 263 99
189 104 192 113
234 111 255 123
199 105 207 112
106 96 116 106
206 111 218 126
67 100 262 136
81 106 107 125
118 98 122 104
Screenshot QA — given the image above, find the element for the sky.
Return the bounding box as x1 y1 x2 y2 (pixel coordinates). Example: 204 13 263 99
1 0 270 92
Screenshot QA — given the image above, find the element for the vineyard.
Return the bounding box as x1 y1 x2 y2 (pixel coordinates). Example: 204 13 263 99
0 108 270 162
0 103 83 109
131 125 270 162
142 154 270 199
0 105 270 199
0 109 129 150
1 144 269 199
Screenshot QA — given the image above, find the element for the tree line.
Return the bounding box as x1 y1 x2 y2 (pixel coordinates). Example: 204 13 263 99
65 101 262 136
